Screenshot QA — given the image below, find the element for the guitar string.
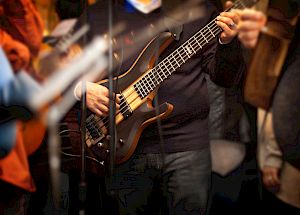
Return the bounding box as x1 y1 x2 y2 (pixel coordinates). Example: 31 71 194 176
86 0 253 140
87 0 255 141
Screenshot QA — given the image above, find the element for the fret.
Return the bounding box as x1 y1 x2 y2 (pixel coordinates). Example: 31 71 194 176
187 41 196 54
167 57 176 71
170 53 180 68
139 79 147 97
158 64 167 79
155 67 164 82
207 25 215 38
177 49 185 63
148 72 155 89
201 31 208 43
183 45 191 58
151 69 159 86
162 61 171 75
194 36 202 49
143 76 152 93
135 82 143 97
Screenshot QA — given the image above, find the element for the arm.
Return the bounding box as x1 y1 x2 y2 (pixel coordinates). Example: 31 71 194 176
59 45 120 117
202 1 245 88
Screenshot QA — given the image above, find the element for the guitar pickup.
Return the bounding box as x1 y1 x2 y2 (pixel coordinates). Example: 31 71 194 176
119 93 133 119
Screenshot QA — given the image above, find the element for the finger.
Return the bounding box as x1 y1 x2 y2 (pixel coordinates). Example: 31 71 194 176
240 9 266 22
237 20 263 31
115 94 121 104
216 20 232 34
91 107 103 116
116 103 120 111
96 103 109 114
98 96 109 106
238 30 259 42
220 12 239 25
225 1 233 9
217 15 234 27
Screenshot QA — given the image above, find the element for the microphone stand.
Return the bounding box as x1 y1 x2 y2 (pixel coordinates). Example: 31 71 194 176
79 80 87 214
108 0 116 181
79 1 89 214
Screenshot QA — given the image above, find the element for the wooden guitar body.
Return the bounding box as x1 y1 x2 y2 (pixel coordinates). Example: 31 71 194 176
88 32 175 164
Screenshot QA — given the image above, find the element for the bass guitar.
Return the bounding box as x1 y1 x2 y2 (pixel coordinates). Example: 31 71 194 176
78 0 260 166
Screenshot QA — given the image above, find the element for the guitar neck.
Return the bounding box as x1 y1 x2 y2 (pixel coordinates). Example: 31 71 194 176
134 0 258 99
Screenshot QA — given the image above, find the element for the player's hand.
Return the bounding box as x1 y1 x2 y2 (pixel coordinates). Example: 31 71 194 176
237 9 266 48
216 1 239 44
75 81 120 116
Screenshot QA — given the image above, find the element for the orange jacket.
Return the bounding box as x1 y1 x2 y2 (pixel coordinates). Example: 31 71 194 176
0 123 36 192
0 0 43 192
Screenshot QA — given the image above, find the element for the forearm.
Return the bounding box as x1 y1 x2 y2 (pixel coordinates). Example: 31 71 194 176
208 38 246 88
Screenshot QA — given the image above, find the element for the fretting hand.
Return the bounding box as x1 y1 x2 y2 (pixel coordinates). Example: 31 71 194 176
216 1 240 44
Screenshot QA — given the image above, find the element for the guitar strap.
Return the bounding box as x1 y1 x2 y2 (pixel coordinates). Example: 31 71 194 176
162 0 183 40
163 16 183 41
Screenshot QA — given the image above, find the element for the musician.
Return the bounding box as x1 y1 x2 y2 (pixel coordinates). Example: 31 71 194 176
0 0 43 213
237 8 300 213
71 0 246 214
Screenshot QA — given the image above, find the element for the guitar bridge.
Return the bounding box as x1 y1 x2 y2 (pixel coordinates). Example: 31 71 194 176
86 114 106 147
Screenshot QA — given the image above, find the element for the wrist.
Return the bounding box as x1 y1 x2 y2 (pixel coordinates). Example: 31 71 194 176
218 37 232 45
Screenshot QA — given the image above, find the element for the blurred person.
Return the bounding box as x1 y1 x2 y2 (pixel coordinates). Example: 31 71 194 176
0 0 43 214
237 7 300 214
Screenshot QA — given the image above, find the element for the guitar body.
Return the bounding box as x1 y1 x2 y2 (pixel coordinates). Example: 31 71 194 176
87 32 175 164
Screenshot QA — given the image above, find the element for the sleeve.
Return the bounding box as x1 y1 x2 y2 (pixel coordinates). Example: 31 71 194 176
201 37 246 88
0 29 31 71
1 0 44 57
257 109 283 169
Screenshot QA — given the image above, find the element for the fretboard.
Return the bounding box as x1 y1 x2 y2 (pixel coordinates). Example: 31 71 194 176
134 0 258 99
